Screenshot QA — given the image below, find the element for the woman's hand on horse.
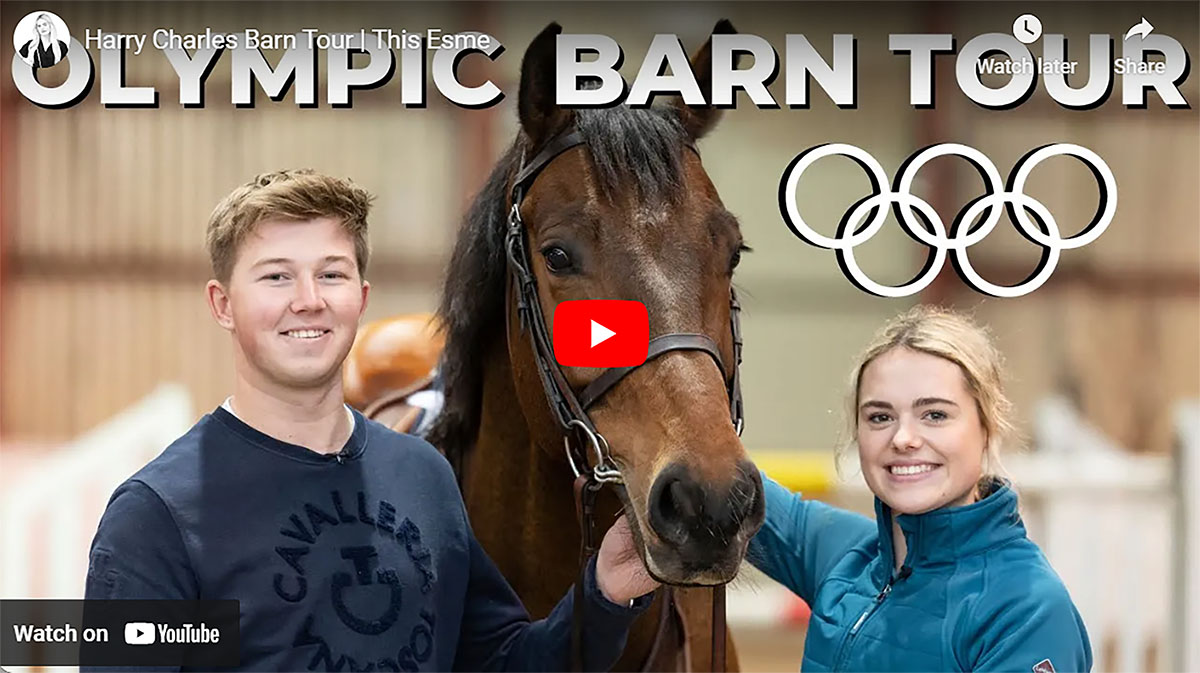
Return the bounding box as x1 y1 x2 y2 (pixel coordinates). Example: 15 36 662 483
596 514 660 605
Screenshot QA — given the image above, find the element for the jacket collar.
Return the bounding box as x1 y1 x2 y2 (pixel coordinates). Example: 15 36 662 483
871 478 1025 585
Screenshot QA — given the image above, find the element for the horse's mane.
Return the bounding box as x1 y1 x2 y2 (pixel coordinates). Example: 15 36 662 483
428 105 690 461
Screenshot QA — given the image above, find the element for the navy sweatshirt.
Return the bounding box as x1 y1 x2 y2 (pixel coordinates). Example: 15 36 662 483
84 406 648 671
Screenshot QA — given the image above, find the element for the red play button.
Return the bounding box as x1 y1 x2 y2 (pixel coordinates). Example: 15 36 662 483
553 300 649 367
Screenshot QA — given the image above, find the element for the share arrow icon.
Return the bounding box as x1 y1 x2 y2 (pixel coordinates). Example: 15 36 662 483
1125 17 1154 40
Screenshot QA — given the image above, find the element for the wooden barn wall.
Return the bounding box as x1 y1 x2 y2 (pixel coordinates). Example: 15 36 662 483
1 98 463 437
0 2 500 440
1 2 1197 454
951 84 1199 455
0 3 473 437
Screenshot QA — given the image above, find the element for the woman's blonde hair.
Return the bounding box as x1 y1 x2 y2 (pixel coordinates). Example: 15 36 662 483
842 306 1017 479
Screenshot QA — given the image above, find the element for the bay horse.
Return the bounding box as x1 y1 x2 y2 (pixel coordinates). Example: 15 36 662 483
425 21 765 671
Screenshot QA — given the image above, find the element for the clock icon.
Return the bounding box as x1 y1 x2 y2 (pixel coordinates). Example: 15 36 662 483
1013 14 1043 43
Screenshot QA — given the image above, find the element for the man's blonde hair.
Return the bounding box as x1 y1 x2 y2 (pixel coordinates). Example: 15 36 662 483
206 169 373 283
843 306 1017 479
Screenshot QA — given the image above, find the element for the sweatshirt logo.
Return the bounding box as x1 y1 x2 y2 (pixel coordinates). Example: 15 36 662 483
331 545 404 634
272 490 439 671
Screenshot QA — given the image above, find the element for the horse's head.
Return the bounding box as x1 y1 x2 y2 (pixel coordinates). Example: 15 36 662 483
504 21 765 585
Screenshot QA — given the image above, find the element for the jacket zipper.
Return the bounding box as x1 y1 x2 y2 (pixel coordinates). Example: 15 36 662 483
833 569 908 671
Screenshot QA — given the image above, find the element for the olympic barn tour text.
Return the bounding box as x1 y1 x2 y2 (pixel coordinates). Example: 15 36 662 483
12 29 1190 109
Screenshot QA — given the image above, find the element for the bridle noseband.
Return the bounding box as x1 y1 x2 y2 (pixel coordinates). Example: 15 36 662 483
504 129 742 672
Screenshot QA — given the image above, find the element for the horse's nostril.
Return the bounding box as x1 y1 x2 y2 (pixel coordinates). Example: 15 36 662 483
648 466 697 547
656 478 678 523
668 479 700 520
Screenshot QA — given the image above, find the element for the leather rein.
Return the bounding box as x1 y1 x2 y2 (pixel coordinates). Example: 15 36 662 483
504 129 743 672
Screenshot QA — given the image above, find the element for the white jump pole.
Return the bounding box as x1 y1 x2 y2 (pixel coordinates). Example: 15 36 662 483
1173 401 1200 672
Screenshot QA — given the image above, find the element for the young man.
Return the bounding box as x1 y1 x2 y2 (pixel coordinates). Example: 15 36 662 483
84 169 659 671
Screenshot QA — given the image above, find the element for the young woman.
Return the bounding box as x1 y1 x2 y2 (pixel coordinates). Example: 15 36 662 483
750 306 1091 671
18 13 69 71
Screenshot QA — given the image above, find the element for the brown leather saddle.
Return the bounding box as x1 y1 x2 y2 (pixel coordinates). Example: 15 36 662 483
343 313 443 434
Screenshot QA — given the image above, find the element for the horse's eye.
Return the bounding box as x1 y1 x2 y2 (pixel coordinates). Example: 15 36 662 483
729 243 750 273
542 246 573 273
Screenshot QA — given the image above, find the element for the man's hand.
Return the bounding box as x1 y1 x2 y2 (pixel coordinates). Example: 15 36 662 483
595 514 660 605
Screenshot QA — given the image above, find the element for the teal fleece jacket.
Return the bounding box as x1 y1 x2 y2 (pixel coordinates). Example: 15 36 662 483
748 476 1092 672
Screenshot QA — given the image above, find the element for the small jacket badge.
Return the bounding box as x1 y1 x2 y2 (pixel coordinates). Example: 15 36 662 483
1033 659 1056 673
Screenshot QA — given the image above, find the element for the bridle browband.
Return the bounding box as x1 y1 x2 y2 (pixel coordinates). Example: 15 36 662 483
504 128 742 672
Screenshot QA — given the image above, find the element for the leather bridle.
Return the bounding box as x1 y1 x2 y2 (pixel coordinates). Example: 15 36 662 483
504 128 743 672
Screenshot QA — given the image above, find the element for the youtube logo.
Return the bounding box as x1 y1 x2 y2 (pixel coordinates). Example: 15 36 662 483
124 622 155 645
553 300 648 367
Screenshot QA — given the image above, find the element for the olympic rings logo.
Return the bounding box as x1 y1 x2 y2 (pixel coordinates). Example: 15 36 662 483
778 143 1117 298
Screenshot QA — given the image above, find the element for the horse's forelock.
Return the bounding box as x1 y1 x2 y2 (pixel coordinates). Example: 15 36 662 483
575 106 689 203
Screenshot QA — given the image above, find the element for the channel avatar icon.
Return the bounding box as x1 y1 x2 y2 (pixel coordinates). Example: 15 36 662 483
13 11 71 72
553 300 649 368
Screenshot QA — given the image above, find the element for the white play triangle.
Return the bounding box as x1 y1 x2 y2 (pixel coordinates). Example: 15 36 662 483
590 320 616 347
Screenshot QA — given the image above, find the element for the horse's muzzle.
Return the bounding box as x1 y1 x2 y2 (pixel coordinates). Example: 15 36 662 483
643 459 764 581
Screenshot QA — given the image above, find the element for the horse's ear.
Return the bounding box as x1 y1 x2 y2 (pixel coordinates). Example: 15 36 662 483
519 22 572 147
675 19 739 140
